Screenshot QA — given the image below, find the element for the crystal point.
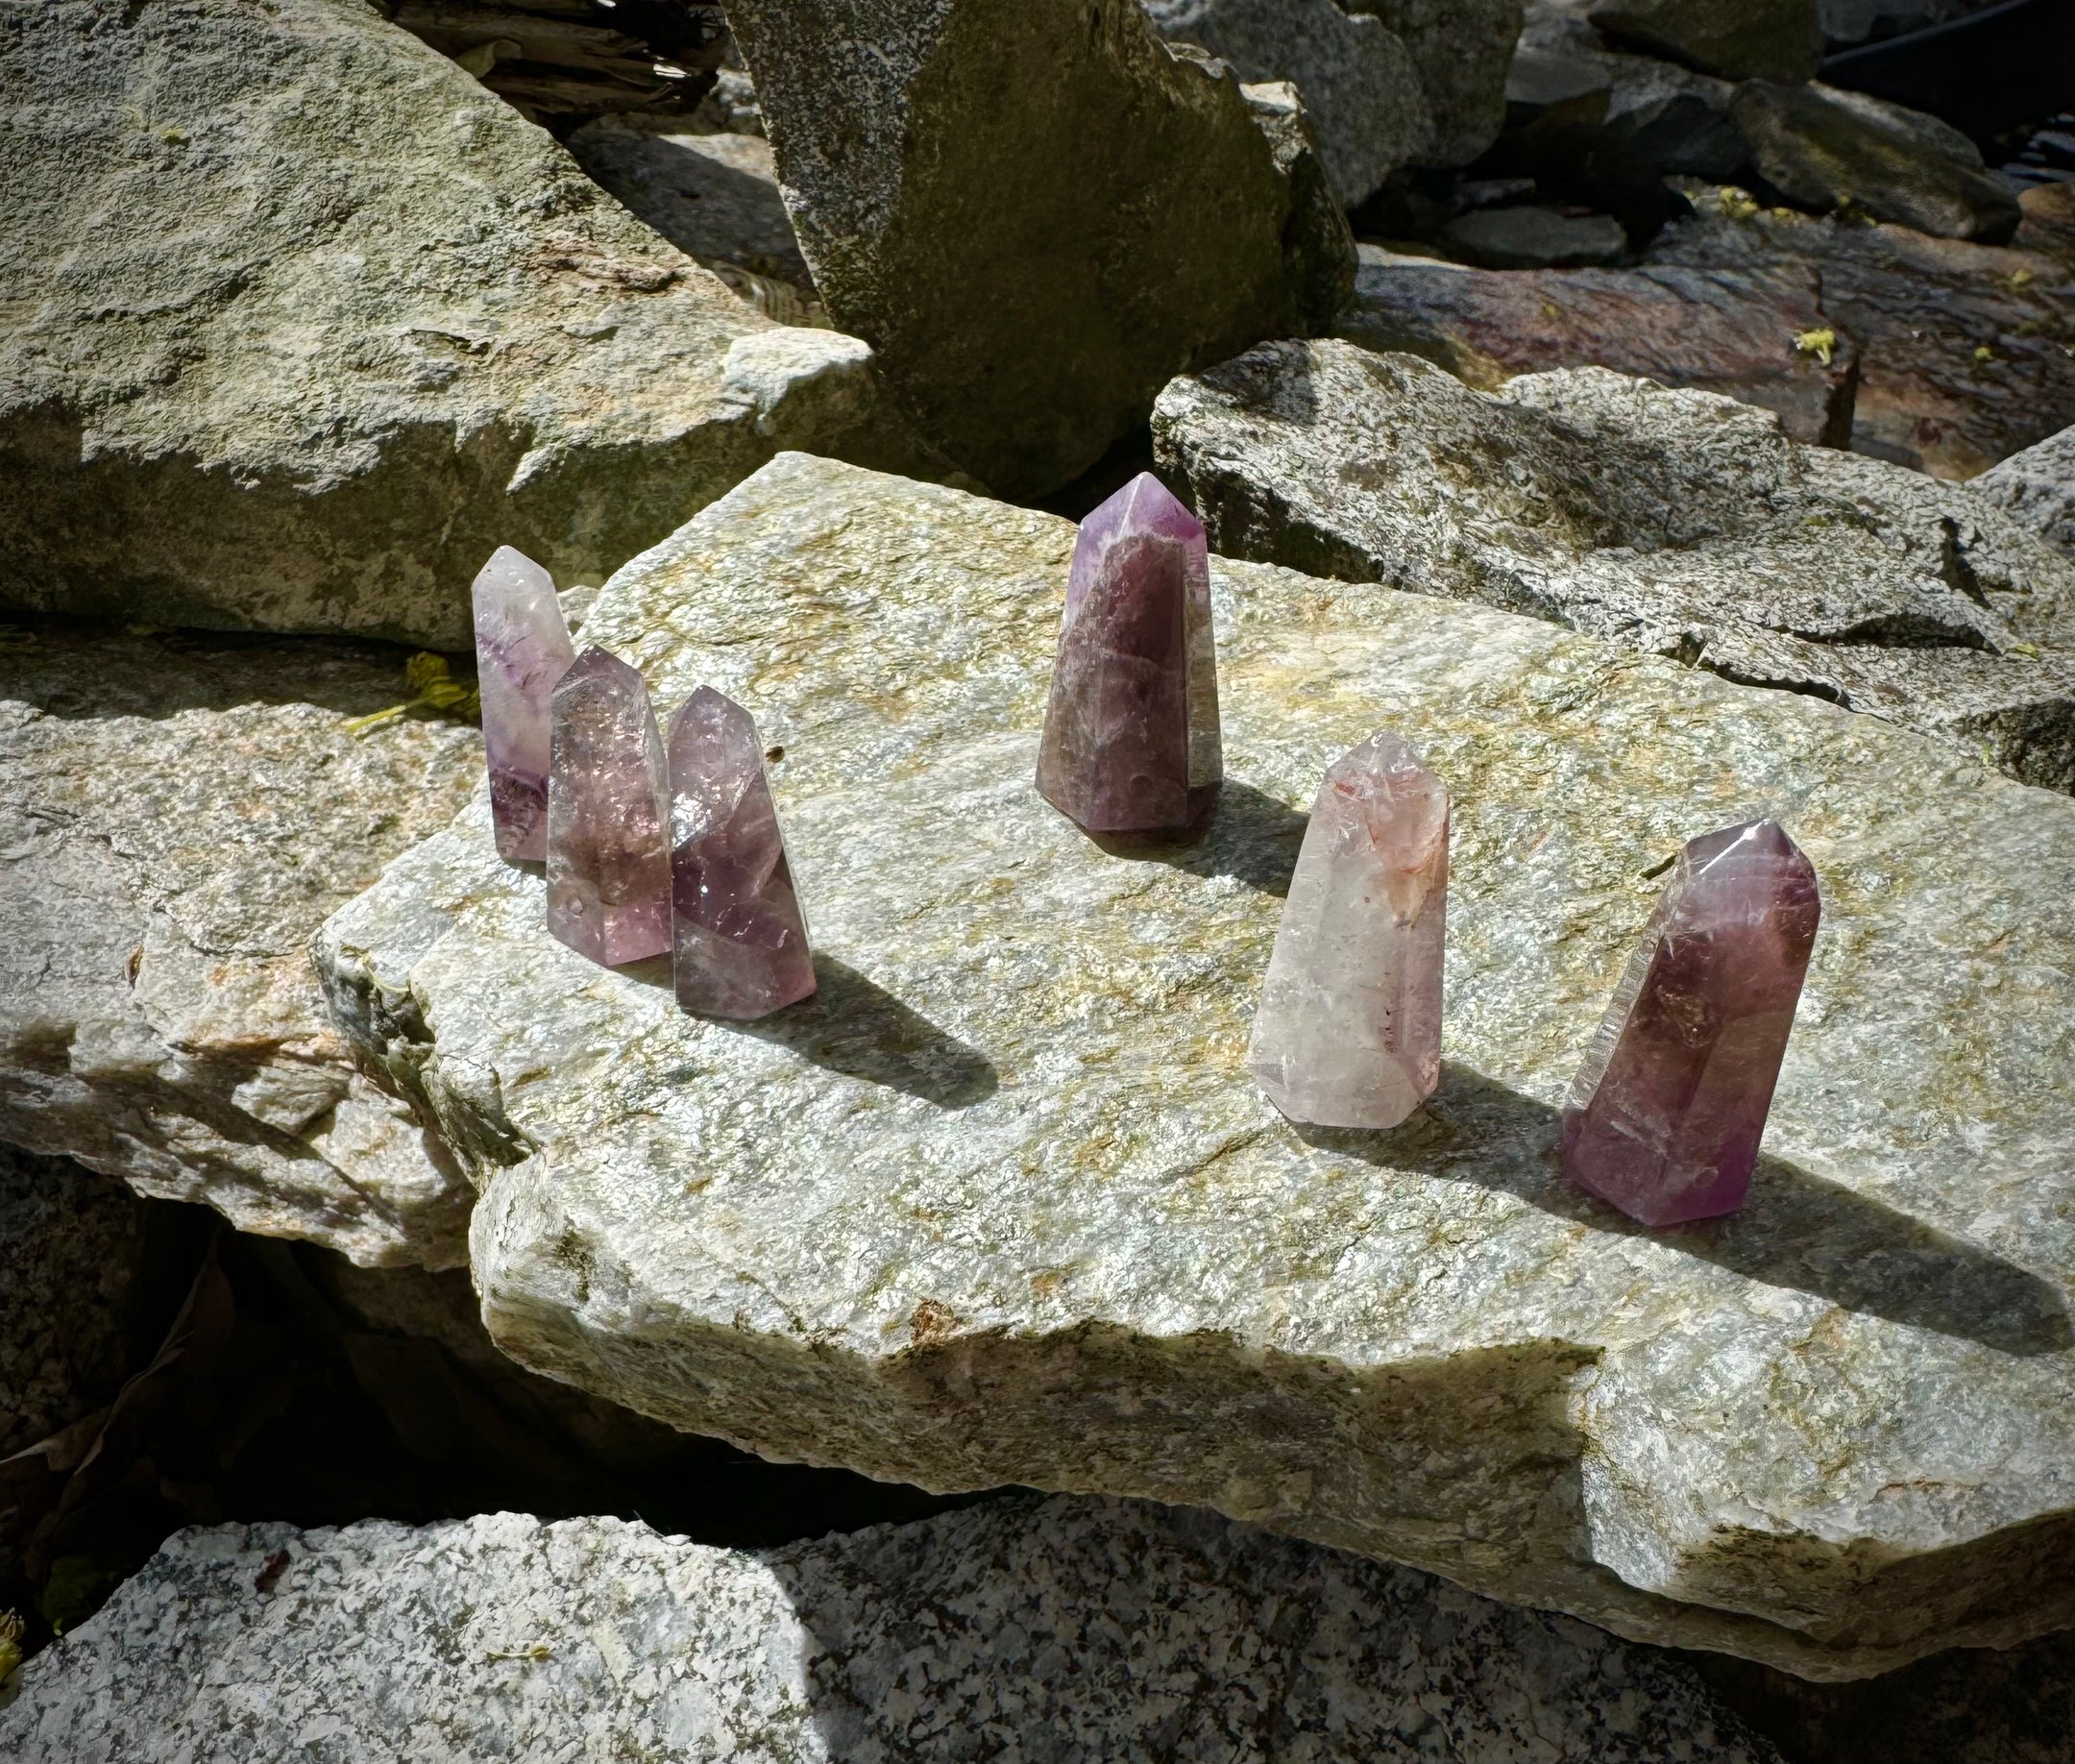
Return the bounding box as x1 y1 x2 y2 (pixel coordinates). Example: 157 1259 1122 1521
1247 734 1449 1130
667 687 816 1020
473 545 577 863
1563 819 1821 1227
1038 472 1221 833
546 648 671 967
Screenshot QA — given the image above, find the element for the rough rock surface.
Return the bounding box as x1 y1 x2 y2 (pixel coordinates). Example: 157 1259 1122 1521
1156 340 2075 792
1646 180 2075 479
1587 0 1820 80
0 1498 1782 1762
722 0 1353 497
320 453 2075 1677
1359 0 1526 167
1341 243 1858 446
1140 0 1429 206
1972 423 2075 561
0 626 480 1267
1730 80 2022 244
0 0 921 647
0 1145 146 1461
1440 206 1628 267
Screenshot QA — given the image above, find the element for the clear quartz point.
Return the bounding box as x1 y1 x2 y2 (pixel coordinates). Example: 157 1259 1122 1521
1037 472 1221 832
667 686 816 1020
1247 733 1449 1130
546 648 671 967
472 545 576 864
1563 819 1821 1227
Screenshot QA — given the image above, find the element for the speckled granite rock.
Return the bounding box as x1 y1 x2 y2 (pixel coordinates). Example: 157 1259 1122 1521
1973 423 2075 562
721 0 1353 497
0 1498 1782 1762
0 0 924 647
0 1144 146 1460
1154 339 2075 793
1 628 479 1267
319 453 2075 1677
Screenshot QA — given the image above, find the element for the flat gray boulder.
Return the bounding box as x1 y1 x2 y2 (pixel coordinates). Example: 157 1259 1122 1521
0 0 921 648
1972 421 2075 560
723 0 1353 498
0 1498 1780 1761
1155 339 2075 793
1140 0 1430 205
2 628 480 1267
320 453 2075 1677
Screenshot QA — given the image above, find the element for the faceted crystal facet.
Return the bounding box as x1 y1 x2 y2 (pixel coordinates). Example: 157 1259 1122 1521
1037 472 1221 832
1247 733 1449 1129
1563 819 1821 1227
546 648 671 967
473 545 578 863
667 686 817 1020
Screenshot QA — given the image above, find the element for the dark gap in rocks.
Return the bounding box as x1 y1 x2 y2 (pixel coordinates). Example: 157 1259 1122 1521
1028 426 1167 524
1 1180 1003 1666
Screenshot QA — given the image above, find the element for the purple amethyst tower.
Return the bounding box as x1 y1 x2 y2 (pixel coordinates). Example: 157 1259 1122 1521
667 687 816 1020
546 648 671 967
1564 819 1821 1227
1037 473 1221 833
472 546 576 863
1248 734 1449 1130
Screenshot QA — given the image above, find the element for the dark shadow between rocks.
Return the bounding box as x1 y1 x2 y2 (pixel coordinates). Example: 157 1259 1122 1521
1088 778 1308 896
1303 1062 2072 1358
632 953 998 1109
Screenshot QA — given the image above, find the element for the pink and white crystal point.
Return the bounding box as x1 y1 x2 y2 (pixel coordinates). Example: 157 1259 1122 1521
1563 818 1821 1227
1247 733 1449 1130
472 545 577 863
667 686 816 1020
1037 472 1221 833
546 648 671 967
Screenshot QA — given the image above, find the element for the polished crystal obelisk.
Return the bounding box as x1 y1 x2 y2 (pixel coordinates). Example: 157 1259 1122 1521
1037 473 1221 832
1563 819 1821 1226
546 649 671 966
667 686 816 1019
1247 733 1449 1129
472 546 576 863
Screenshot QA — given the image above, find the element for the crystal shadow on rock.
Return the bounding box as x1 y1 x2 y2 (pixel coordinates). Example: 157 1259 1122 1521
1087 778 1309 897
1303 1063 2072 1359
626 953 997 1111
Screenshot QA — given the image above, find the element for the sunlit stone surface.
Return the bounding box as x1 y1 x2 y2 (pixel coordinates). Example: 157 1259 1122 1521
546 649 671 967
473 546 576 863
1564 819 1822 1227
667 686 816 1020
1037 472 1221 832
1248 733 1448 1128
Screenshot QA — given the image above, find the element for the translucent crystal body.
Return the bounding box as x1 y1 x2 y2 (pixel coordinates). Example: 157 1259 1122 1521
472 546 576 863
1247 733 1449 1129
1037 473 1221 832
546 648 671 966
1563 819 1821 1226
667 687 816 1020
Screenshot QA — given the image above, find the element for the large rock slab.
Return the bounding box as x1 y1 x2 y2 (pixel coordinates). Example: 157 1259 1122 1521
1587 0 1820 79
722 0 1353 498
320 453 2075 1677
0 0 923 648
1 627 480 1267
1155 339 2075 793
1972 423 2075 562
1358 0 1526 168
0 1498 1781 1761
1341 243 1858 446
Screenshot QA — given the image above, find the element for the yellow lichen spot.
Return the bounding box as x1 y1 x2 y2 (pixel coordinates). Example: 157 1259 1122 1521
1717 186 1760 222
2010 268 2035 290
1793 328 1837 366
345 652 481 735
159 126 186 144
1974 344 1995 364
486 1639 555 1663
0 1610 22 1686
1539 302 1559 322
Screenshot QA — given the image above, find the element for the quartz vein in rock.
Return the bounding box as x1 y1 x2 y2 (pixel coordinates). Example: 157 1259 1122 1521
1248 733 1448 1129
1565 820 1821 1226
473 546 576 864
1038 472 1221 831
547 649 671 966
668 686 815 1019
